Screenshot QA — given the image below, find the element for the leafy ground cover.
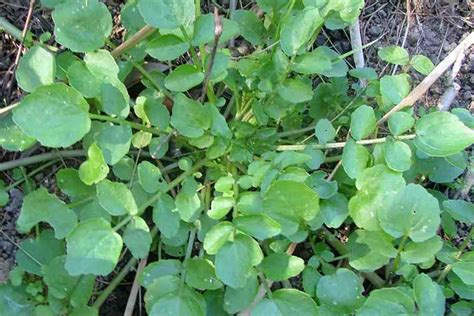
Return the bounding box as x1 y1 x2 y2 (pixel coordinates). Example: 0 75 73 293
0 0 473 315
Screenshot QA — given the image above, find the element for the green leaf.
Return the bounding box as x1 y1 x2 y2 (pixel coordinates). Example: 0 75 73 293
388 111 415 136
17 187 77 239
66 61 101 98
149 290 205 316
0 113 36 151
176 192 201 222
138 0 195 29
383 138 412 172
165 65 204 92
453 261 474 286
315 119 336 145
223 269 258 314
208 196 234 219
52 0 112 52
78 143 109 185
348 229 396 271
16 45 55 92
414 111 474 157
203 221 234 255
349 67 378 80
44 256 95 303
351 105 376 140
234 214 281 240
153 194 180 238
15 230 64 276
13 83 91 148
252 289 318 316
277 78 313 104
65 218 123 276
379 183 440 242
321 193 349 228
305 171 338 199
0 284 34 315
273 152 311 169
139 260 183 288
280 7 324 56
192 14 239 46
84 49 119 78
411 54 435 75
232 10 265 46
342 138 370 179
413 274 445 316
316 268 364 313
120 0 146 33
261 253 305 281
184 258 222 290
349 165 405 231
100 81 130 118
215 234 262 289
57 168 94 200
263 180 319 236
124 217 152 259
443 200 474 224
146 34 190 61
378 46 409 65
380 74 410 105
357 287 415 315
96 179 138 216
170 94 211 138
400 236 443 264
448 273 474 300
95 124 132 165
138 161 166 193
293 50 332 75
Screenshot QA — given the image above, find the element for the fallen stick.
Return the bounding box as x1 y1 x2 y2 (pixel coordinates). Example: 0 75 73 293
437 49 465 111
377 31 474 125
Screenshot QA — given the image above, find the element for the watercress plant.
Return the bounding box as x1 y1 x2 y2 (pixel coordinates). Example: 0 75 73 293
1 0 473 315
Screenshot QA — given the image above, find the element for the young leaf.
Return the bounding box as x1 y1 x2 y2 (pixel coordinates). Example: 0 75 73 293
84 49 119 79
277 78 313 104
138 260 183 288
263 180 319 236
57 168 95 200
95 124 132 165
233 214 281 240
280 7 324 56
96 179 138 216
52 0 112 52
0 113 36 152
153 194 181 238
138 0 195 29
400 236 443 264
176 192 201 222
165 64 204 92
320 193 349 228
342 138 370 179
293 50 332 75
78 143 109 185
215 234 262 289
208 196 234 219
316 268 364 313
378 46 409 65
16 45 55 92
350 105 376 141
414 111 474 157
261 253 305 281
380 74 410 105
379 183 440 242
315 119 336 145
184 258 222 290
252 289 318 316
170 94 211 138
13 83 91 148
124 217 152 259
146 34 190 61
17 187 77 239
203 221 234 255
383 138 412 172
65 218 123 276
410 55 435 75
388 111 415 136
138 161 166 193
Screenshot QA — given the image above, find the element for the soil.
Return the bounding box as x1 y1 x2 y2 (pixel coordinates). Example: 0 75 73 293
0 0 472 314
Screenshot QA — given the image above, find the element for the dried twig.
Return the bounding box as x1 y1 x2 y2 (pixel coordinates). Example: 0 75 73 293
199 8 223 102
349 19 366 87
4 0 36 103
124 258 148 316
377 32 474 125
437 50 465 111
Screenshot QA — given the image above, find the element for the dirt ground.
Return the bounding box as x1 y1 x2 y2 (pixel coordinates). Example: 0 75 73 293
0 0 472 314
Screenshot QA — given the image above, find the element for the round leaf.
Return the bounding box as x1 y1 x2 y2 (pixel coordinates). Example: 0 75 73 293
315 119 336 145
383 138 412 172
184 258 222 290
261 253 305 281
138 0 195 29
411 54 434 75
233 214 281 240
146 34 190 61
253 289 318 316
78 143 109 185
378 46 409 65
16 45 55 92
52 0 112 52
170 94 211 138
165 65 204 92
13 83 91 148
96 179 138 216
388 111 415 136
277 79 313 104
342 138 370 179
203 221 234 255
124 216 152 259
413 273 445 316
350 105 376 141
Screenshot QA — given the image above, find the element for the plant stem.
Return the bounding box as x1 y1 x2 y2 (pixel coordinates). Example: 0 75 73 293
6 159 58 190
388 235 409 281
180 26 202 70
111 26 156 58
0 150 84 172
276 134 416 151
132 61 172 98
88 113 162 136
0 17 23 41
437 226 473 283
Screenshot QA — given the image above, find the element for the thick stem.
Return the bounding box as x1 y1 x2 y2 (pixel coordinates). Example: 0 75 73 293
276 134 416 151
0 17 23 41
0 150 84 172
111 26 156 58
437 226 473 283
